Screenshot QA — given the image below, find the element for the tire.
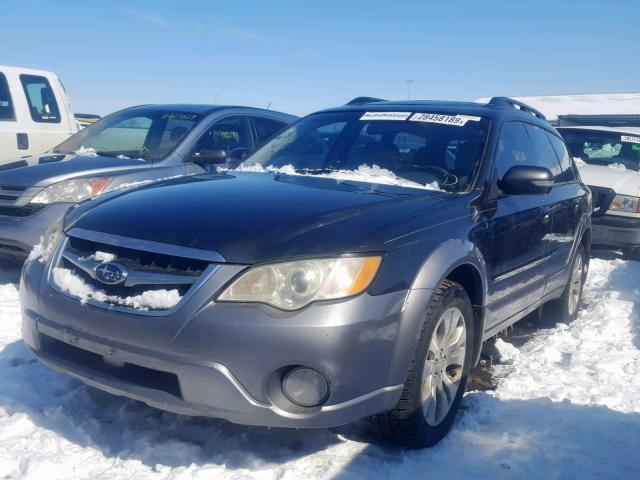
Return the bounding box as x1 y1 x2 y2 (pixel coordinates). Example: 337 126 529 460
369 279 474 448
545 244 587 323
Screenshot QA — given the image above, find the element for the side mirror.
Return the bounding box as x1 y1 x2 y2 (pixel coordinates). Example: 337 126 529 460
190 148 227 166
499 165 554 195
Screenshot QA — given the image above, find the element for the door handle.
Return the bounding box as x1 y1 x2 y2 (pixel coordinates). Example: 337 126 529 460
17 133 29 150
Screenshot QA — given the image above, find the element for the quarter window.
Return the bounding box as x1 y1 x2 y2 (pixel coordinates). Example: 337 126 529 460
0 73 15 121
20 74 61 123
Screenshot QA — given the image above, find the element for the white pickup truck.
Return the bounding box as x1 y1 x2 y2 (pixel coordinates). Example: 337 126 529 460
0 65 79 164
557 126 640 257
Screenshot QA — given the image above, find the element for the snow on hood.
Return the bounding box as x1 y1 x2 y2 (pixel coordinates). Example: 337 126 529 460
231 163 442 191
74 146 98 157
576 163 640 197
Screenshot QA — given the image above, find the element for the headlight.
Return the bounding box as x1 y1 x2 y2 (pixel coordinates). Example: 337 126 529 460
217 256 382 310
30 177 112 204
27 215 65 263
610 195 640 213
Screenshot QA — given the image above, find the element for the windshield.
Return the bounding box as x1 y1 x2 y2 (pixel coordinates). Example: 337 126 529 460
560 128 640 172
240 111 490 192
54 109 204 161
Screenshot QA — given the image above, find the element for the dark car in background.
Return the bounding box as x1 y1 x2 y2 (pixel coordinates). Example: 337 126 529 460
21 97 590 448
0 104 296 261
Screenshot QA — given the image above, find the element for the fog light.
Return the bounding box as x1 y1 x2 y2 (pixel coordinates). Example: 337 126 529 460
282 367 329 407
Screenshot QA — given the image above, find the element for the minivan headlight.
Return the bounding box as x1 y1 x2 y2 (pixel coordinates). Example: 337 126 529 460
610 195 640 213
217 256 382 310
30 177 112 204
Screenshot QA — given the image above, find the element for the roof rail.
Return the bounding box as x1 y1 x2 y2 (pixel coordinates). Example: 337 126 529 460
345 96 386 106
488 97 546 121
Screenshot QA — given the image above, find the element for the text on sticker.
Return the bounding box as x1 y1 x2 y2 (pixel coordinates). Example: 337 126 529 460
621 135 640 144
410 113 478 126
360 112 412 121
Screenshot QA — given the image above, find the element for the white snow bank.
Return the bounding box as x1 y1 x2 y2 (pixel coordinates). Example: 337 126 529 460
52 267 181 310
494 338 520 364
74 146 98 157
231 163 442 191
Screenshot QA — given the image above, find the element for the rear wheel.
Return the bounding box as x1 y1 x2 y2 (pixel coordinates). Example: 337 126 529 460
370 280 473 448
545 245 587 323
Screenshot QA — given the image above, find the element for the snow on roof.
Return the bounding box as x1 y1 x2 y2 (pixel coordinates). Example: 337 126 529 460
477 94 640 121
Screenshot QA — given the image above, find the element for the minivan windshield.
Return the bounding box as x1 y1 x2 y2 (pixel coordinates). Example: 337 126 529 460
54 108 204 161
240 111 489 192
559 128 640 172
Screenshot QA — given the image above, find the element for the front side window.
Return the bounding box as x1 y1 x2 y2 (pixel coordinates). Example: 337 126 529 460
0 73 15 121
559 128 640 172
192 116 251 155
494 121 538 181
243 111 490 192
253 116 287 144
20 74 61 123
546 131 576 183
524 123 562 179
53 109 203 160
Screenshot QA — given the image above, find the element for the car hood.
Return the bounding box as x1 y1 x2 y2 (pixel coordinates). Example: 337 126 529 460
70 172 448 264
0 153 151 188
577 163 640 197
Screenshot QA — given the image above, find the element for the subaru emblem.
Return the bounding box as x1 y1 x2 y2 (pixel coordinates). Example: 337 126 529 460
94 262 128 286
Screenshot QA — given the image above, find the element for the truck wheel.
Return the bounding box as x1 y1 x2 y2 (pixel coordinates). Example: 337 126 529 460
370 279 473 448
545 245 587 323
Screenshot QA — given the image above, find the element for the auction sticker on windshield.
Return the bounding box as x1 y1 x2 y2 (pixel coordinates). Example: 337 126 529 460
360 112 412 121
621 135 640 144
410 113 480 127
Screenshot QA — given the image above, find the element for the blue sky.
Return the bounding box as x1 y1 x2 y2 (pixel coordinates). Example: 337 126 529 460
2 0 638 117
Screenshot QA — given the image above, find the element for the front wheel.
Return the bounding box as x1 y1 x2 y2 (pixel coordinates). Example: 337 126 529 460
370 280 473 448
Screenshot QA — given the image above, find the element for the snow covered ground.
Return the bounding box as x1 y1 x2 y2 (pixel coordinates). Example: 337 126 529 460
0 258 639 479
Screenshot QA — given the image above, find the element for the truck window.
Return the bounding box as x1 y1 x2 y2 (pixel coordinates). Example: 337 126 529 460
20 74 61 123
0 73 15 121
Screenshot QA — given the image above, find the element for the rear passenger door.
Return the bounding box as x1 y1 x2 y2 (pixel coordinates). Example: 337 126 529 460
486 121 552 327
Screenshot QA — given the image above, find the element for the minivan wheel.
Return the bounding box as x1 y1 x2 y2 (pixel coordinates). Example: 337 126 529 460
369 279 473 448
545 245 587 323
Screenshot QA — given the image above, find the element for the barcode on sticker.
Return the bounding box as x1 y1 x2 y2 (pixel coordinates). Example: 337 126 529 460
621 135 640 144
360 112 412 121
410 113 478 126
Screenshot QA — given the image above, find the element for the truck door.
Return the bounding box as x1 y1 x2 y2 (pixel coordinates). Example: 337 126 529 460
0 71 23 163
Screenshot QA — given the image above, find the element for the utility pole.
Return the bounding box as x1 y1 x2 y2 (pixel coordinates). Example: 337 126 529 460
405 80 415 100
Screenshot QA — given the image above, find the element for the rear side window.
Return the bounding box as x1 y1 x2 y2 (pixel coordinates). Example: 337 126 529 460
546 132 577 183
253 116 287 144
494 122 538 180
20 74 61 123
0 73 15 121
523 123 562 179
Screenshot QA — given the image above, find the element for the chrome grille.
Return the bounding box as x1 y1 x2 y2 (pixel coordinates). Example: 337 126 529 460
50 228 223 314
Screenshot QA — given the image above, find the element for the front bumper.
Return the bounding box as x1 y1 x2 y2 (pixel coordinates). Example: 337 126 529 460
592 213 640 250
21 258 432 428
0 203 71 258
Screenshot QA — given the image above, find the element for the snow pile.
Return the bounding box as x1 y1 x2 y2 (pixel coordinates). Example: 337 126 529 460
74 146 98 157
115 174 195 191
573 156 587 166
52 267 181 311
494 338 520 364
0 259 638 478
83 251 117 263
608 163 627 170
26 228 62 264
232 163 442 191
